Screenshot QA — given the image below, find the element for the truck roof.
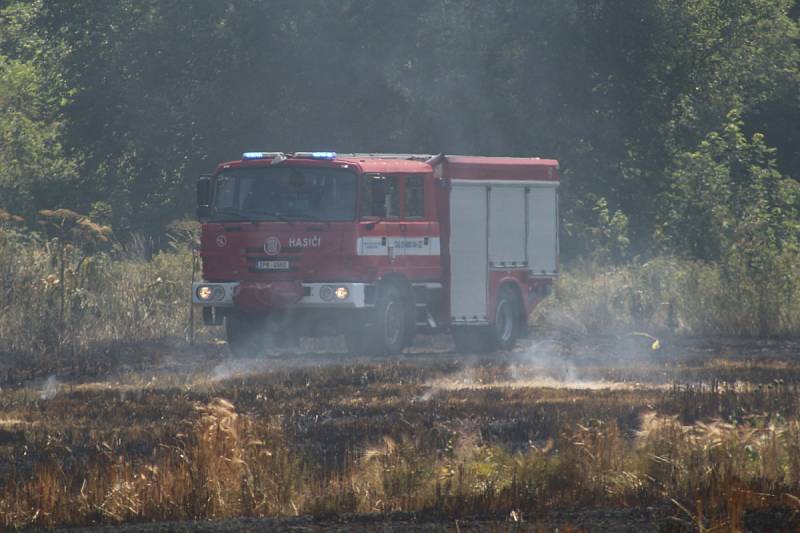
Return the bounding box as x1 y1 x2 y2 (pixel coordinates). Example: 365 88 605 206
216 153 433 174
217 153 559 181
336 155 432 174
443 156 559 181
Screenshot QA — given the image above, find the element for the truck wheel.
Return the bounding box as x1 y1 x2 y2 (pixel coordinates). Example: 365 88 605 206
225 313 266 358
493 286 521 351
346 285 407 355
377 285 407 354
451 287 521 353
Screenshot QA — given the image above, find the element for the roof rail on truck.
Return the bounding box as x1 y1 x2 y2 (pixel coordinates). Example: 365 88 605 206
336 153 438 162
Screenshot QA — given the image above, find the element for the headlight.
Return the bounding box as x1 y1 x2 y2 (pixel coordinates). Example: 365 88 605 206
212 286 225 300
319 285 335 302
334 286 349 300
196 285 213 300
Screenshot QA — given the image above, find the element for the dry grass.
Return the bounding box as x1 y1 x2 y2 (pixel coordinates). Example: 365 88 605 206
2 228 800 528
533 257 800 337
0 227 194 367
0 341 799 529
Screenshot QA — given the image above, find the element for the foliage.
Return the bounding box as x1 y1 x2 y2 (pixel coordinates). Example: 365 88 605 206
535 255 800 338
565 197 630 264
658 111 800 335
0 54 77 213
660 110 800 261
0 226 192 358
0 0 795 245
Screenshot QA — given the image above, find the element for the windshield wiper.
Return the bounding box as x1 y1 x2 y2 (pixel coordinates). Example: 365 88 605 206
211 209 291 223
285 211 332 227
246 210 293 223
212 210 254 222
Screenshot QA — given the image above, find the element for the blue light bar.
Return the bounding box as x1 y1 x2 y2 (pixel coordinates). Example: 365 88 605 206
294 151 337 160
242 152 266 159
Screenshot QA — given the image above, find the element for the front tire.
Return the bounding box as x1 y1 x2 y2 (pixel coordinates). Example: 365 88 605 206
346 284 408 355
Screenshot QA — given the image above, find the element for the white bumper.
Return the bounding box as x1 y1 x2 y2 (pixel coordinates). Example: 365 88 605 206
192 282 369 308
299 282 368 308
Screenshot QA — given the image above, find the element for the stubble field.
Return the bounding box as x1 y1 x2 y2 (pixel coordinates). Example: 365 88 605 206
1 334 800 531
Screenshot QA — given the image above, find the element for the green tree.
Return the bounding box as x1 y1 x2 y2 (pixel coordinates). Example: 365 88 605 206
0 1 78 215
0 54 77 213
660 110 800 335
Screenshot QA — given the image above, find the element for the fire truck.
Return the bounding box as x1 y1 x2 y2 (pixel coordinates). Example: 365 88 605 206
193 152 558 356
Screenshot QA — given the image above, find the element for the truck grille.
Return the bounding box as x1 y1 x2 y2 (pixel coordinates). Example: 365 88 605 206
244 247 302 255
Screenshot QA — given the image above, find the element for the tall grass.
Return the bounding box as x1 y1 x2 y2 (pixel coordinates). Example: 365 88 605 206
3 216 799 362
1 398 301 527
534 256 800 337
0 228 192 359
4 401 799 529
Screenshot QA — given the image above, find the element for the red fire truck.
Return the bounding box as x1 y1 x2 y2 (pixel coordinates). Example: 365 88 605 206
193 152 558 356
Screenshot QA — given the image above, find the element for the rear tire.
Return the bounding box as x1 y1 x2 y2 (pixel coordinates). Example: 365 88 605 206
451 286 521 353
493 286 521 351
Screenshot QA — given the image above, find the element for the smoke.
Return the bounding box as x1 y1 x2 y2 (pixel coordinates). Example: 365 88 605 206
511 338 580 383
418 334 667 401
40 375 60 400
208 358 272 382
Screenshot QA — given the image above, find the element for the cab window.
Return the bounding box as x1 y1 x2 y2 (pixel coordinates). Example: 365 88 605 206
360 174 399 218
405 175 425 218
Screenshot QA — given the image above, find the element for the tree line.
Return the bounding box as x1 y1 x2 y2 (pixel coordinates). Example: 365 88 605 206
1 0 798 263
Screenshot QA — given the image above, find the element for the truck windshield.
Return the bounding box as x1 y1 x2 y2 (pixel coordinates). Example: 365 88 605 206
212 166 357 222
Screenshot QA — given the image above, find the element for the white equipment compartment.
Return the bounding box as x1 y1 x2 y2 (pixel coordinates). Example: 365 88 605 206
488 186 527 267
527 185 558 275
449 183 489 323
449 179 558 323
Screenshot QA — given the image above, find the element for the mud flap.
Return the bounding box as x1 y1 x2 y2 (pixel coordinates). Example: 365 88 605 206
203 306 225 326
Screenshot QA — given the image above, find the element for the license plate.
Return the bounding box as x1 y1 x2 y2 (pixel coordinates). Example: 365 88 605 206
255 260 290 271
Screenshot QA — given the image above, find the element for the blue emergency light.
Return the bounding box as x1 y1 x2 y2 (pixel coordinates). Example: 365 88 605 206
294 151 337 160
242 151 335 160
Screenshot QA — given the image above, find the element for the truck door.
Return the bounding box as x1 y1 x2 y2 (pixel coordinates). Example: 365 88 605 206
357 174 404 265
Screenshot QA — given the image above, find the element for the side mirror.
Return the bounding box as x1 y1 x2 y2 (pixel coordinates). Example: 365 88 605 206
196 175 213 220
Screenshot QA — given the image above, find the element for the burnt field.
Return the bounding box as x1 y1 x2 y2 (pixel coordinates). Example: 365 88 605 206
2 335 800 531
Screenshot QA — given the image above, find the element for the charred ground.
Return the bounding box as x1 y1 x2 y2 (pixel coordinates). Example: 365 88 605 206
1 335 799 531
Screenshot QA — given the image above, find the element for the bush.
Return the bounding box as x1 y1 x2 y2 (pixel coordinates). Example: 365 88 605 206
0 224 192 358
534 255 800 337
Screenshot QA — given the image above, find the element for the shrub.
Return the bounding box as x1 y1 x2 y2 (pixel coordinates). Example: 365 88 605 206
534 255 800 337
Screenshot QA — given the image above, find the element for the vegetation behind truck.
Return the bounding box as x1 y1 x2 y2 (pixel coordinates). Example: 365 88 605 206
193 152 559 356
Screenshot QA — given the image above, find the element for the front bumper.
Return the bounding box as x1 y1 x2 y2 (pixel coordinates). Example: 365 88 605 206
192 281 369 309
